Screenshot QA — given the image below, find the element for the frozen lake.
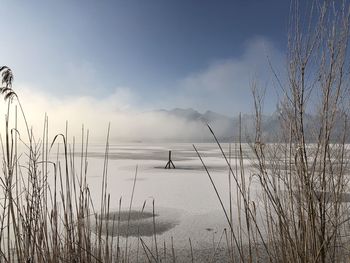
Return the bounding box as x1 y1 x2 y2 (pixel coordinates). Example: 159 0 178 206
15 140 350 261
81 142 256 253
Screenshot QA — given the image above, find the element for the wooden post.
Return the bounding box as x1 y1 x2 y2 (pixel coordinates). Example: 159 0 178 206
164 150 175 169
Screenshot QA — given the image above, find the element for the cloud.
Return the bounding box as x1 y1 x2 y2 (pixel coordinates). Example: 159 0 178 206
181 37 283 92
0 37 285 142
172 37 284 115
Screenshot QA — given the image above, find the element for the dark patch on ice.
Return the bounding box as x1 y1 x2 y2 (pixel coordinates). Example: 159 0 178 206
105 220 177 237
86 148 250 161
153 165 228 171
100 210 156 221
97 208 180 237
87 151 189 161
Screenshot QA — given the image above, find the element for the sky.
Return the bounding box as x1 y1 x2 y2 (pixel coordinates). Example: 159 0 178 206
0 0 298 140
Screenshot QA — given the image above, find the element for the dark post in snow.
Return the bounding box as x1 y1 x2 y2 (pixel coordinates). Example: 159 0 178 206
164 150 175 169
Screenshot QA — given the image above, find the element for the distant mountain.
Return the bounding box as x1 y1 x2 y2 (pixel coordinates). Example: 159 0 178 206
153 108 348 142
158 108 231 121
155 108 262 142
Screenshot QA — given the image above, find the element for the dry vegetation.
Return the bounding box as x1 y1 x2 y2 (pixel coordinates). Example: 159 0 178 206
0 66 117 262
196 0 350 262
0 0 349 262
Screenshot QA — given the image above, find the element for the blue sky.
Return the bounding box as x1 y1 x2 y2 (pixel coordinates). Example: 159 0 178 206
0 0 293 116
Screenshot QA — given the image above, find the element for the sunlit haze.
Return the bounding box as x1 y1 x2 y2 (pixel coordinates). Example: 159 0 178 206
0 1 297 140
